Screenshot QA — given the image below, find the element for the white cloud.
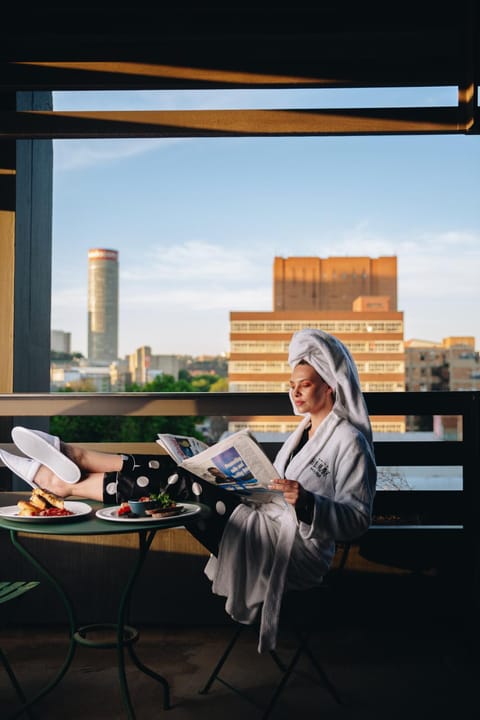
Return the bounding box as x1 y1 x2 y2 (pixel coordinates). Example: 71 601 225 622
53 138 172 172
121 241 272 314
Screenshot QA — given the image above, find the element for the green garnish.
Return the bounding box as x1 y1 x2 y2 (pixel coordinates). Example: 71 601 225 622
148 492 174 507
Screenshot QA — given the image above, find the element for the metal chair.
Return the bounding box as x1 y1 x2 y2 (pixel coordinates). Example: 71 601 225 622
1 580 40 719
199 584 343 719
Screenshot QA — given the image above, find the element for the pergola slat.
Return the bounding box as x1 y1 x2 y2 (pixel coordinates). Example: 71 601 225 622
0 106 473 140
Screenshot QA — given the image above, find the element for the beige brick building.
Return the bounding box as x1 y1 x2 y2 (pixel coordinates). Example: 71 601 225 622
229 256 405 434
405 337 480 392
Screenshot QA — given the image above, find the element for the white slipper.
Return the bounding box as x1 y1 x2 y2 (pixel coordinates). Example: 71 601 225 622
11 426 80 484
0 448 40 488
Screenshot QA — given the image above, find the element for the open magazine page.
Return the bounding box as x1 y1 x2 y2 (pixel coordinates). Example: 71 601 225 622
178 429 282 503
156 433 209 465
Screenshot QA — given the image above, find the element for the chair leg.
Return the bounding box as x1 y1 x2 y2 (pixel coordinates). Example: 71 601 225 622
199 624 245 694
200 622 342 716
0 646 35 720
262 645 303 719
264 632 342 718
269 648 288 672
301 642 342 705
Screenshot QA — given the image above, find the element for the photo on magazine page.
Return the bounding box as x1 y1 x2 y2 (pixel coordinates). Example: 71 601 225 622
205 446 278 498
156 433 209 464
208 446 256 489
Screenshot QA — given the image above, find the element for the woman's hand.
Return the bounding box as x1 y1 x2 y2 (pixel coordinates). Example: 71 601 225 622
268 478 314 522
268 478 305 507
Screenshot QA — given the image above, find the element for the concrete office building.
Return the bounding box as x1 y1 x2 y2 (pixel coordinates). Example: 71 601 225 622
87 248 119 363
109 347 182 391
51 329 71 354
228 256 405 434
127 346 181 386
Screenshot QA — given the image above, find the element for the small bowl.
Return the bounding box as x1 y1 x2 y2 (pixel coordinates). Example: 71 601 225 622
128 499 161 517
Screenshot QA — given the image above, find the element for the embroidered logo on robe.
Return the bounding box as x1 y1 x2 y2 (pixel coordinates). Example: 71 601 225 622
310 457 330 479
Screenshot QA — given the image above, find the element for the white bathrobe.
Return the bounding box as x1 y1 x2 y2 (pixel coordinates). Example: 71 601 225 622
205 329 377 652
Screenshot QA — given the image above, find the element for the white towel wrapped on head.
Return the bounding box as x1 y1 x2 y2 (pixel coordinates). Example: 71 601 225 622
288 327 373 453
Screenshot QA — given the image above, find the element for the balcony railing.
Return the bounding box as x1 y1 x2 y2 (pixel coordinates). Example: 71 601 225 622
1 390 477 627
0 390 478 531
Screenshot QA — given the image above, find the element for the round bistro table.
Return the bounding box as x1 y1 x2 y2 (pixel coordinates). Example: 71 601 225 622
0 497 210 720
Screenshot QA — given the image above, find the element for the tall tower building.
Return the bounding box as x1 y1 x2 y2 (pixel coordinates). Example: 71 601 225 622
87 248 119 363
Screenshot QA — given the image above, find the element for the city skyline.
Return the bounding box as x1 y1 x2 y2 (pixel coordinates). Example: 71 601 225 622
51 88 480 357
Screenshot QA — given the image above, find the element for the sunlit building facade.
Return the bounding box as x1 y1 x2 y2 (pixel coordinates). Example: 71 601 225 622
228 256 405 434
273 255 397 311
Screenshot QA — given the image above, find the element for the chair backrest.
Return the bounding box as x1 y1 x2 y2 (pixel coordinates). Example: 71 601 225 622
0 581 39 605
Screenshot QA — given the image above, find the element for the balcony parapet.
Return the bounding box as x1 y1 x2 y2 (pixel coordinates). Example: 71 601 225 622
0 391 478 532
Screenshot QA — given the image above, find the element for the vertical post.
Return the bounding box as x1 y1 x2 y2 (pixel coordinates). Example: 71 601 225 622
0 91 53 489
0 93 17 485
0 95 16 397
458 0 476 133
461 391 480 649
14 91 53 394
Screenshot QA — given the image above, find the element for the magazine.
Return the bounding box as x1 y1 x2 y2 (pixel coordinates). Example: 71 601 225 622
156 429 282 503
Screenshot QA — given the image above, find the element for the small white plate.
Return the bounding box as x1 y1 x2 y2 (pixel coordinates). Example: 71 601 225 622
96 502 201 523
0 501 92 522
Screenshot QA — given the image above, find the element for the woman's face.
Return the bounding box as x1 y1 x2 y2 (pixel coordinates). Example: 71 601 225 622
289 363 333 418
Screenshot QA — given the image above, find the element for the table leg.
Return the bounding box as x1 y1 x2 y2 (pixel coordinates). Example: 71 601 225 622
8 527 171 720
8 530 77 720
116 529 171 718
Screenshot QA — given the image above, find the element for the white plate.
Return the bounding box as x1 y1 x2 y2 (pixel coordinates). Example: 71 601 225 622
96 502 201 523
0 501 92 522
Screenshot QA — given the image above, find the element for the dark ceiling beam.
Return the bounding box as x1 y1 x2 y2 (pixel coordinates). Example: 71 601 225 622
0 20 469 91
0 49 466 92
0 106 473 140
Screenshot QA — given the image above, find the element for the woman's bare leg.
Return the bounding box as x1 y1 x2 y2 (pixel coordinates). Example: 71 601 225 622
61 444 124 474
33 444 124 501
33 466 105 500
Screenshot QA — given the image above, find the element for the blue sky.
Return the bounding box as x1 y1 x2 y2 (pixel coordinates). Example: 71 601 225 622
51 88 480 357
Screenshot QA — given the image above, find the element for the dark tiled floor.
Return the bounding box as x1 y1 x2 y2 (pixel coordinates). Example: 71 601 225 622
1 617 478 720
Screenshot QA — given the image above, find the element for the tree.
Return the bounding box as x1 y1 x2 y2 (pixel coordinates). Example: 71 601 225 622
209 377 228 392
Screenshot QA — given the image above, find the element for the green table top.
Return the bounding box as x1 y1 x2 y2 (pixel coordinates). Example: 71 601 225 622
0 492 208 536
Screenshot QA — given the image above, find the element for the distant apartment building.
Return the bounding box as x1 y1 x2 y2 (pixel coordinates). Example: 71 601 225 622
51 329 71 354
405 337 480 392
109 358 130 391
228 256 405 434
87 248 119 363
50 364 111 392
127 346 181 386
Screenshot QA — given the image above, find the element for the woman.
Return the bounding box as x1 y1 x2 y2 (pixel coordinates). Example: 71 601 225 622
0 328 376 651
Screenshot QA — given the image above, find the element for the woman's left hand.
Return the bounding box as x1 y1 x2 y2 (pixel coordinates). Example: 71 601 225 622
268 478 306 507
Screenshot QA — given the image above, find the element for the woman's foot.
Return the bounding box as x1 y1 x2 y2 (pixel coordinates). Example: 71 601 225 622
31 464 105 501
12 426 81 484
11 426 124 477
0 449 42 488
